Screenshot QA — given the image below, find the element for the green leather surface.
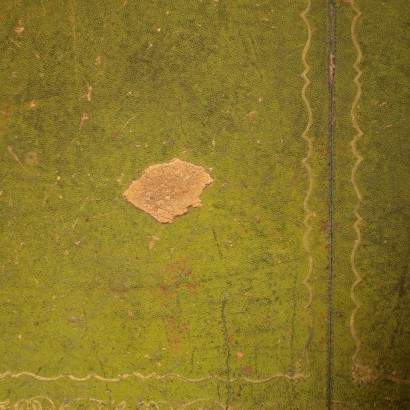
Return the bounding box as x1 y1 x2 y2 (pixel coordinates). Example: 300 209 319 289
0 0 408 408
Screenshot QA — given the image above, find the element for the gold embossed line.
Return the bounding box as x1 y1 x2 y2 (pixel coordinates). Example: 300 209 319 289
0 396 230 410
349 0 364 365
0 370 307 384
300 0 314 354
0 396 127 410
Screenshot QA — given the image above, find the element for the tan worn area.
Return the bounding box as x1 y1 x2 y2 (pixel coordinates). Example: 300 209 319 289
123 159 213 223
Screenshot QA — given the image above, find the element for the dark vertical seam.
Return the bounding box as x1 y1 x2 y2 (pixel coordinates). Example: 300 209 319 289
328 0 336 409
221 297 232 409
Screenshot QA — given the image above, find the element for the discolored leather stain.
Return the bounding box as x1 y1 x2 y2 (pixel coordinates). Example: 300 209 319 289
123 158 213 223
